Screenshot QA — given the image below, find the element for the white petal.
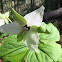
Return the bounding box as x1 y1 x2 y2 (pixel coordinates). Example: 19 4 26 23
0 19 5 26
0 13 5 19
23 30 39 53
0 21 23 35
24 5 45 27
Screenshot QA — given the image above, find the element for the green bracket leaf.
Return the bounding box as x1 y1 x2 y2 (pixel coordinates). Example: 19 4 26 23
0 35 61 62
38 22 60 42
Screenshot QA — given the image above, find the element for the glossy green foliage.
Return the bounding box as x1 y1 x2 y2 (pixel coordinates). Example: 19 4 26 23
0 35 61 62
17 32 23 42
38 22 60 42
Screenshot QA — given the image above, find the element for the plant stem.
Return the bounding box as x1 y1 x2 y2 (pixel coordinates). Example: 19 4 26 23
8 18 12 23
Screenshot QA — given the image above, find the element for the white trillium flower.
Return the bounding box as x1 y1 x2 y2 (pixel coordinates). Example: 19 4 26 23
0 11 9 26
0 6 45 53
0 19 5 26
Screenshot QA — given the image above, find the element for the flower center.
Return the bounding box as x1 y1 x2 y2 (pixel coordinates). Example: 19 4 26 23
24 25 30 30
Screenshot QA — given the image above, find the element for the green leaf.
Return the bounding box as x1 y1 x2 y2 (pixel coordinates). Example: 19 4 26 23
26 50 34 62
17 32 23 42
61 49 62 56
25 42 61 62
11 8 27 26
38 22 60 42
31 26 38 32
37 22 47 33
39 42 61 62
1 47 29 62
0 35 29 62
0 32 6 42
61 49 62 62
0 35 61 62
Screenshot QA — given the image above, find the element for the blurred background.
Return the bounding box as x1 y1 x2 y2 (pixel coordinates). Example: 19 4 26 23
0 0 62 15
0 0 62 45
